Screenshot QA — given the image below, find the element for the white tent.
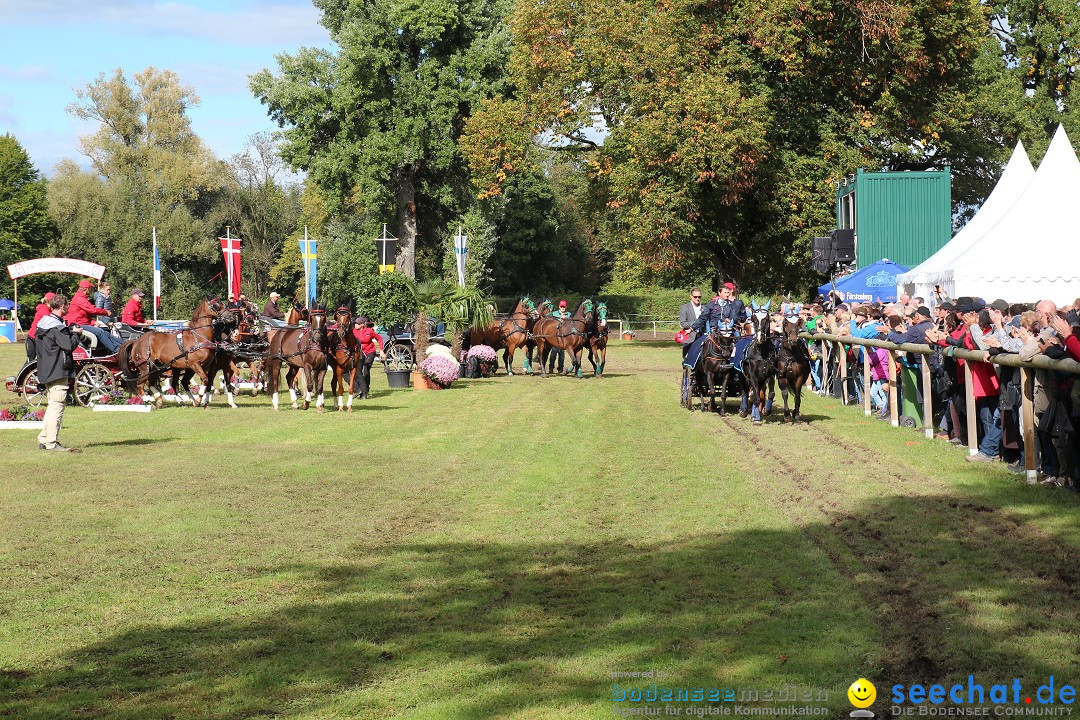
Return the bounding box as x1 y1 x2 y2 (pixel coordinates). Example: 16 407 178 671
939 125 1080 304
896 140 1034 303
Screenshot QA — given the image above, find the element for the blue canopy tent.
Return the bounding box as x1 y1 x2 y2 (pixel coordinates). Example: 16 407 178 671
0 300 16 311
818 259 910 304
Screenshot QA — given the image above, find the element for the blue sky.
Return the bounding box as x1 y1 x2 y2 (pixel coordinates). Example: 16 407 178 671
0 0 333 176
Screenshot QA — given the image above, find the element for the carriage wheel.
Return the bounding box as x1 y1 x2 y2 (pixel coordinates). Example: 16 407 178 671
75 363 117 407
385 343 413 371
681 367 692 410
20 368 45 408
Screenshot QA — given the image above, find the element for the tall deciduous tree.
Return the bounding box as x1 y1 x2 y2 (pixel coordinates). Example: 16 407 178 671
49 68 224 315
250 0 514 279
464 0 1014 293
0 134 53 302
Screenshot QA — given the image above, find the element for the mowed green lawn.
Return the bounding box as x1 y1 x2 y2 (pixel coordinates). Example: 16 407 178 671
1 340 1079 719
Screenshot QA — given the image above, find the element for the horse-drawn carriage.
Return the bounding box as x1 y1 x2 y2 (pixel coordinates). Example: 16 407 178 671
377 319 448 370
7 322 145 408
680 303 812 424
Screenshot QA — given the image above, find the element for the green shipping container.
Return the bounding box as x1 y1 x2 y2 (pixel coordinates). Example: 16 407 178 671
835 168 951 269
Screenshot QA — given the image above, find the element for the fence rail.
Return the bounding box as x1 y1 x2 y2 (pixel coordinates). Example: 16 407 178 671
800 331 1080 484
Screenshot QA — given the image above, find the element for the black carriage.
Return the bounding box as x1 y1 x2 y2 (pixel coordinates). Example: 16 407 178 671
378 318 449 370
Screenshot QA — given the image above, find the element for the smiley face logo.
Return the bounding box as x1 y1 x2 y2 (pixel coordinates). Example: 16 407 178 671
848 678 876 708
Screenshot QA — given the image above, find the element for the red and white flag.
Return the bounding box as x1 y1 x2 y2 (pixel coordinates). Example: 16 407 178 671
219 235 242 299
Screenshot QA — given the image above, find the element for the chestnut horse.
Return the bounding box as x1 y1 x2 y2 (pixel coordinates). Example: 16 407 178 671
462 296 539 375
265 304 330 411
585 300 608 376
118 298 233 408
532 299 595 378
775 315 811 422
328 305 361 412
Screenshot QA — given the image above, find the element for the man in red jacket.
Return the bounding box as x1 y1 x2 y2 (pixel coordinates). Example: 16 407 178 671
121 288 150 328
65 279 121 353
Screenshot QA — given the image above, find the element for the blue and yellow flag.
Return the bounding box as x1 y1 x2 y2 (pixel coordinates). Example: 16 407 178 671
299 236 317 306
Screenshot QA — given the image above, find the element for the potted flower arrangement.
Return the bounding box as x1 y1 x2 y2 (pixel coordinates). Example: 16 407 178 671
92 389 153 412
0 405 45 430
465 344 498 378
417 354 460 390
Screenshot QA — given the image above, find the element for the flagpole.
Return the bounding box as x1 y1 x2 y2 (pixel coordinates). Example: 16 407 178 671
152 227 158 322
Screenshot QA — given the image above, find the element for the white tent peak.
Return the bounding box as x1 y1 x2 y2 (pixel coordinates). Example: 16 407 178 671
896 138 1034 297
933 123 1080 303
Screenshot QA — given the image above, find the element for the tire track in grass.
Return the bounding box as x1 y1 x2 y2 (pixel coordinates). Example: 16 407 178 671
713 413 950 682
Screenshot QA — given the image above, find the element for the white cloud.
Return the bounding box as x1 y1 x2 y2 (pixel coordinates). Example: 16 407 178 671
0 65 55 82
1 1 331 47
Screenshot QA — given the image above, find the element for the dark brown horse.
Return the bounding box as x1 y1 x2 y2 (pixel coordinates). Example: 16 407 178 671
118 298 234 408
532 299 595 378
695 323 741 413
328 305 360 412
775 316 811 422
463 296 539 375
741 302 778 425
265 304 330 411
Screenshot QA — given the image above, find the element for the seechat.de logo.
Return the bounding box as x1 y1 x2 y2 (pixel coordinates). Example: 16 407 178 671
848 678 877 718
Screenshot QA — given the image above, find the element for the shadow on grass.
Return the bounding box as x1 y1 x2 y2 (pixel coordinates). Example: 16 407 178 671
83 437 181 447
4 488 1079 718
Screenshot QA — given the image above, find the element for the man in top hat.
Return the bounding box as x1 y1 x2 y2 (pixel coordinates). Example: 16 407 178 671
65 279 121 353
263 291 285 321
121 289 150 328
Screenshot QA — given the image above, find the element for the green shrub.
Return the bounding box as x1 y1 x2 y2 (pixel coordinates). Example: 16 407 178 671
354 272 416 326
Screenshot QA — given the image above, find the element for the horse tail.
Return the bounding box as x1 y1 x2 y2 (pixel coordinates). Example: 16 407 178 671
117 337 139 392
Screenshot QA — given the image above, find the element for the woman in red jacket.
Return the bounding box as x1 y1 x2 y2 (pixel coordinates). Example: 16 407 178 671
351 317 385 399
25 292 55 363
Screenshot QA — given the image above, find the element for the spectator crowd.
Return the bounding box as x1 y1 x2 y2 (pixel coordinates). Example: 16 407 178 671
798 289 1080 490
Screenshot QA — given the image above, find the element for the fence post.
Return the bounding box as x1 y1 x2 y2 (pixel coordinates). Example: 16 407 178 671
920 355 933 439
863 347 872 416
838 340 849 405
652 320 657 339
888 350 899 427
820 340 830 395
964 361 978 456
1022 366 1036 483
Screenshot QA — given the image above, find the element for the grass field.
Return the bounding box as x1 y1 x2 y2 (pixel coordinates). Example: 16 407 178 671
1 340 1078 719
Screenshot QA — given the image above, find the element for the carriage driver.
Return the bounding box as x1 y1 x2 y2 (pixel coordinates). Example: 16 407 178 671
690 282 746 338
65 279 122 354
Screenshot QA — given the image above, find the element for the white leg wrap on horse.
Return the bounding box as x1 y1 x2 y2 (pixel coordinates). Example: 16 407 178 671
289 388 298 403
317 393 324 407
272 392 280 410
227 391 236 408
336 395 343 409
347 394 353 409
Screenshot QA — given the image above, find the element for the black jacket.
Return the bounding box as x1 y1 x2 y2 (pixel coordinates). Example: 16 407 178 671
35 315 78 385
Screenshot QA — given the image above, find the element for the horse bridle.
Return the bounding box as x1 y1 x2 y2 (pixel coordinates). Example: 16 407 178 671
501 297 537 340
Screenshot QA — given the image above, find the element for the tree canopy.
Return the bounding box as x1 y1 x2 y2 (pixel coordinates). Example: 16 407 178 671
251 0 516 279
0 134 52 300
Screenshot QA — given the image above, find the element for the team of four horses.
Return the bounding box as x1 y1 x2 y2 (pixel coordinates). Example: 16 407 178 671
115 295 610 412
683 302 812 425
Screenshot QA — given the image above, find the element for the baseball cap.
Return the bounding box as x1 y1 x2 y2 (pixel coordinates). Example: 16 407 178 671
990 299 1009 311
559 300 567 307
955 299 982 314
914 305 931 319
77 279 93 288
270 291 280 298
723 282 735 290
939 301 955 311
44 292 55 301
132 288 145 297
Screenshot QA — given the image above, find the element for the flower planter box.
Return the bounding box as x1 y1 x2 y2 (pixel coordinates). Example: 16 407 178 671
385 369 411 389
92 404 154 413
411 371 438 390
0 421 45 430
